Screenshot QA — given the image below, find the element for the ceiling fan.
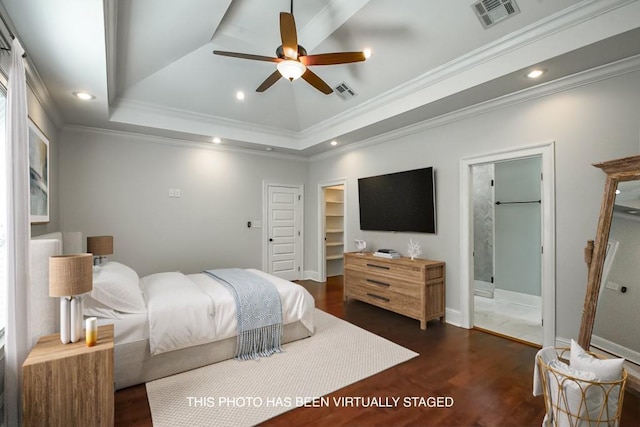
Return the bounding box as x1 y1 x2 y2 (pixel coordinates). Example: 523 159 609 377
213 1 367 95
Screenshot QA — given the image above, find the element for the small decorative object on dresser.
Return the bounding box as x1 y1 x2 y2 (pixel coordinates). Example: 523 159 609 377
343 252 445 329
407 238 422 260
22 324 114 426
373 248 401 259
354 239 367 253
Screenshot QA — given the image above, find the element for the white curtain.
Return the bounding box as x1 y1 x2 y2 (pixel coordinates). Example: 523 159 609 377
4 38 30 427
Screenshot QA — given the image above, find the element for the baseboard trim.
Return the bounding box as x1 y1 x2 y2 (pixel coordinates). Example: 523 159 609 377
555 336 571 348
591 335 640 365
494 288 541 309
445 308 462 327
303 271 321 282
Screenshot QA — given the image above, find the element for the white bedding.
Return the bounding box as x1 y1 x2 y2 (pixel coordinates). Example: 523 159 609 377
97 313 148 345
140 268 314 355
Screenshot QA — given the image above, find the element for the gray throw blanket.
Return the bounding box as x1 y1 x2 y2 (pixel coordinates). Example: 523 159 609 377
203 268 283 360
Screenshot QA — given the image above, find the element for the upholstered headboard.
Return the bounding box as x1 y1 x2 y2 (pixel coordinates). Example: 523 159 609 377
29 232 82 345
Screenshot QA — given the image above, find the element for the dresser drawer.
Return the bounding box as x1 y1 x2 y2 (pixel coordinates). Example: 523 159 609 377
345 278 422 319
345 269 422 296
345 255 424 282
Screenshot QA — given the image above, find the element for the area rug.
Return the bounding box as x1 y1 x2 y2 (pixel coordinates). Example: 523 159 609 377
146 309 418 427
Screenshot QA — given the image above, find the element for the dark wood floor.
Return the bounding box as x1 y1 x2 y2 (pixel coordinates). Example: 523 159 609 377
115 276 640 426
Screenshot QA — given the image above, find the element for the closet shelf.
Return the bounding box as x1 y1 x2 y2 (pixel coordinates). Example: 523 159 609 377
326 242 344 247
326 255 344 261
326 229 344 233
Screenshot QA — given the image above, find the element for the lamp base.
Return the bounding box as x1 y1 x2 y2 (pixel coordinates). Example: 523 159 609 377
94 256 108 266
70 296 83 343
60 297 70 344
60 296 84 344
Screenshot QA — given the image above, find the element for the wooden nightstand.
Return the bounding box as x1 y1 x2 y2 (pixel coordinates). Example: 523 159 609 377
22 324 114 426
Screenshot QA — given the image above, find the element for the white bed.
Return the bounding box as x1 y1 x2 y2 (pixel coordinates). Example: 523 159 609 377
30 232 315 390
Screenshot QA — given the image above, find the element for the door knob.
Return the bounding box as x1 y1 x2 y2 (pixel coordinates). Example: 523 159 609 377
269 238 273 242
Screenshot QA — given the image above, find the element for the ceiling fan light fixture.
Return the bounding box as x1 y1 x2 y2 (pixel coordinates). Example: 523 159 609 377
277 60 306 81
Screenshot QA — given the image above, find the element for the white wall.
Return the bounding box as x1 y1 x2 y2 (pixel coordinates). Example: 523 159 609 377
59 128 308 276
305 70 640 341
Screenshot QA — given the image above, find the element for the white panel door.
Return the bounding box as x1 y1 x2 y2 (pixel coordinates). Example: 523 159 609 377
267 185 302 280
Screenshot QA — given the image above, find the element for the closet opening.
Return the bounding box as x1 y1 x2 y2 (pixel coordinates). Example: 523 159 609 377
318 180 347 282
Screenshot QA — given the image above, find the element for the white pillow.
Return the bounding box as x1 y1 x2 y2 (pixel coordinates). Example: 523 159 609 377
90 262 146 313
547 360 601 425
570 339 624 425
570 339 624 381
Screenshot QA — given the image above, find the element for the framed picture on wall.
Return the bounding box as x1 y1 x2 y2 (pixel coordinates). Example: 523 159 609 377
29 119 49 224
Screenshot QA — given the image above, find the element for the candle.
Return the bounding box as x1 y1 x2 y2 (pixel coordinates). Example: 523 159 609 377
85 317 97 347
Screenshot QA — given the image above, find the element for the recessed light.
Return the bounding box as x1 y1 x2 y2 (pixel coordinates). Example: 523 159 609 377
363 48 372 59
527 69 545 79
212 137 222 144
236 91 245 101
628 210 638 214
73 91 95 100
330 140 338 146
265 147 273 151
616 189 621 194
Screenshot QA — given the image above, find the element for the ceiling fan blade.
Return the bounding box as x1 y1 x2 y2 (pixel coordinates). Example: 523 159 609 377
302 69 333 95
213 50 281 63
280 12 298 59
256 70 283 92
300 52 366 66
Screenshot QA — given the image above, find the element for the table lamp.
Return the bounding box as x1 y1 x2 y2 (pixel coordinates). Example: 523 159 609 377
49 254 93 344
87 235 113 266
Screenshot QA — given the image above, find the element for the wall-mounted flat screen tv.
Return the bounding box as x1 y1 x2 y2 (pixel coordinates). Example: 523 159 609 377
358 167 436 233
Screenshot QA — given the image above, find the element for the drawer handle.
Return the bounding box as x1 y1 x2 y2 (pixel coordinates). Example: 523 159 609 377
366 293 390 302
366 263 390 270
366 279 390 287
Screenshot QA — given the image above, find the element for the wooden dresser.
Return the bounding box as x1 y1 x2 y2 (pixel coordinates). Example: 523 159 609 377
22 324 114 426
344 252 445 329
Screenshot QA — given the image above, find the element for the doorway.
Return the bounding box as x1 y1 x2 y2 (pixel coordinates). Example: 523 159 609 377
264 183 303 281
472 157 542 345
318 180 347 282
460 142 556 348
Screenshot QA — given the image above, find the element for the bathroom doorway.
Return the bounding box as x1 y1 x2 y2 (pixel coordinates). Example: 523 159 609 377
460 142 555 348
472 157 543 345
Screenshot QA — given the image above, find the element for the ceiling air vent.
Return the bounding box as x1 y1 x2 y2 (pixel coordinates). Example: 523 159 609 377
472 0 520 29
334 82 357 101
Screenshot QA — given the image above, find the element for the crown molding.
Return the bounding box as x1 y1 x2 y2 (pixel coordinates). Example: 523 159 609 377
63 124 309 162
300 0 638 146
111 97 302 148
310 53 640 162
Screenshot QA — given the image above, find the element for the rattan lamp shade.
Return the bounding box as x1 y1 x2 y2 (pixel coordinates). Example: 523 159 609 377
49 254 93 297
87 235 113 256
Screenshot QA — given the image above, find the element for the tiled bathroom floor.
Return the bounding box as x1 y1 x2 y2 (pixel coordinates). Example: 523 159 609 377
474 295 543 345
